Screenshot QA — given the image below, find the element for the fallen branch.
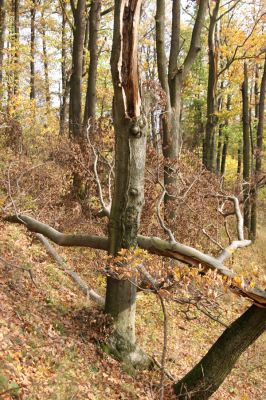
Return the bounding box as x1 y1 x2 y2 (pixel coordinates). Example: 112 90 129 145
5 214 266 306
35 233 105 307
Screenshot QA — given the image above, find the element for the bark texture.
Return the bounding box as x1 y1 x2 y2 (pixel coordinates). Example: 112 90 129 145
104 0 150 368
0 0 6 92
83 0 102 129
156 0 208 206
242 62 250 230
203 0 220 172
69 0 86 137
30 0 36 100
173 305 266 399
250 55 266 240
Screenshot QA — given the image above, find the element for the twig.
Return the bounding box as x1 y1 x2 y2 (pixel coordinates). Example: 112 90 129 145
0 255 38 288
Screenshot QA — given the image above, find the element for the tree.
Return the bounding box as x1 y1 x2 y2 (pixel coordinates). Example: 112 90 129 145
69 0 86 137
83 0 102 131
203 0 221 172
242 62 251 230
30 0 37 101
155 0 208 204
0 0 6 96
250 53 266 240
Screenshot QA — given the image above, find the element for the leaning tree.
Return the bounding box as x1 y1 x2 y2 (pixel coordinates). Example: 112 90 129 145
6 0 266 398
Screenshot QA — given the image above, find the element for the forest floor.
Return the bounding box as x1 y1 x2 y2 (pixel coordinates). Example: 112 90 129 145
0 146 266 400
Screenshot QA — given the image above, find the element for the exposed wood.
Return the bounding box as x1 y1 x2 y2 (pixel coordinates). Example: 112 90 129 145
6 214 266 307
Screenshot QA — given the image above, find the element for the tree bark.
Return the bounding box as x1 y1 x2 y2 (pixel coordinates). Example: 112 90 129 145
250 55 266 240
173 305 266 399
242 62 250 230
13 0 19 96
104 0 150 368
30 0 36 100
83 0 102 130
59 8 68 135
203 0 220 172
220 94 231 176
0 0 6 96
69 0 86 138
41 7 50 109
156 0 208 207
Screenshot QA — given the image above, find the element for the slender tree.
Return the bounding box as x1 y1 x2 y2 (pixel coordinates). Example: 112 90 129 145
0 0 6 95
41 5 50 109
83 0 102 130
203 0 221 172
250 54 266 240
30 0 36 100
13 0 19 95
156 0 208 204
242 62 251 230
59 4 68 135
69 0 86 137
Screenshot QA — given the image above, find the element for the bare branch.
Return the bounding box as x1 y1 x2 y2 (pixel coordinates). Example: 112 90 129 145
5 214 109 250
157 189 176 243
36 233 104 306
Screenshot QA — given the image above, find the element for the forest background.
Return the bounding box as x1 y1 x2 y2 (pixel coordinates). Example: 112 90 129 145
0 0 266 399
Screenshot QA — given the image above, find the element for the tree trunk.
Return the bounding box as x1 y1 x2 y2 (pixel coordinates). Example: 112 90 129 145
250 55 266 240
69 0 86 138
60 9 67 135
173 305 266 399
156 0 208 209
203 0 220 172
220 94 231 176
242 62 250 231
30 0 36 100
13 0 19 95
237 140 242 175
41 7 50 109
104 0 150 369
0 0 6 96
83 0 101 130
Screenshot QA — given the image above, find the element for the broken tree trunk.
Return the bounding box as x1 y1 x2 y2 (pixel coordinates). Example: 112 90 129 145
104 0 151 369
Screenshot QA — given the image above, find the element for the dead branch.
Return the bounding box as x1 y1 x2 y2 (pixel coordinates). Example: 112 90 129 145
6 214 266 306
5 214 109 250
87 128 111 217
35 233 105 307
157 189 176 243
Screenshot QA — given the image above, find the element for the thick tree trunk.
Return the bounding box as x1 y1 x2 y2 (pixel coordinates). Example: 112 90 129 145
203 0 220 172
69 0 86 138
0 0 6 96
250 55 266 240
173 305 266 399
83 0 101 130
30 0 36 100
242 62 250 231
104 0 150 369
